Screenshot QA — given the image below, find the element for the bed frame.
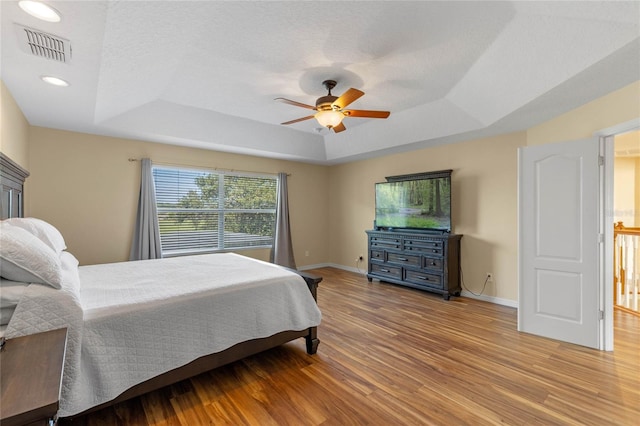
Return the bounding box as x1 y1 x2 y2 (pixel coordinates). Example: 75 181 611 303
0 152 321 418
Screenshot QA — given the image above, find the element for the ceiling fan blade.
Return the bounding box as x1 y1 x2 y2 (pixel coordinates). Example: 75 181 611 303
275 97 316 110
333 122 346 133
281 115 315 125
332 88 364 110
344 109 390 119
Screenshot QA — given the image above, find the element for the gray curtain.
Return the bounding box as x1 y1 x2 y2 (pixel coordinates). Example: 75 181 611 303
270 172 296 269
130 158 162 260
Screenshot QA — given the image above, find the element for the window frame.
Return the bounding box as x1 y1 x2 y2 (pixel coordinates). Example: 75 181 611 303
152 165 278 257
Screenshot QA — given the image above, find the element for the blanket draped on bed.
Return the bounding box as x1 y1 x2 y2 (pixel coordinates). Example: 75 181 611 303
6 253 321 417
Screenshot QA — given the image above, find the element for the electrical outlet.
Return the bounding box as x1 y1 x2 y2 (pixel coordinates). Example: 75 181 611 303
486 272 493 281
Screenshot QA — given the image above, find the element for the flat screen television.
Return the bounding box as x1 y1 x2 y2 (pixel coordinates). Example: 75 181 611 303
375 175 451 232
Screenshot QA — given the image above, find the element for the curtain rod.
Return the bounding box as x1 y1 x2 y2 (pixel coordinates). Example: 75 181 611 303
127 158 290 176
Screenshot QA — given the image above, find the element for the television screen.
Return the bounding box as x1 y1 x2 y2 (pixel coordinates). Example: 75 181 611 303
375 177 451 231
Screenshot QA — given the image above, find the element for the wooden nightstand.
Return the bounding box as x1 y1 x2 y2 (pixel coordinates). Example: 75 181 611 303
0 328 67 426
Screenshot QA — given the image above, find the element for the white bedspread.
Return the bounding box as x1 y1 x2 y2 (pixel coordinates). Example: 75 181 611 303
5 251 84 414
7 253 321 417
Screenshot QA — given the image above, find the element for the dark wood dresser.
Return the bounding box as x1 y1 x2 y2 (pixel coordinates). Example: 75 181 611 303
0 328 67 426
366 230 462 299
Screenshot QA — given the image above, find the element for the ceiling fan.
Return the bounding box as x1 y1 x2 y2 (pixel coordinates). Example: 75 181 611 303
275 80 390 133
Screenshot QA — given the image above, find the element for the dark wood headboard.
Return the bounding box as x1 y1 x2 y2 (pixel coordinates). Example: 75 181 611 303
0 153 29 219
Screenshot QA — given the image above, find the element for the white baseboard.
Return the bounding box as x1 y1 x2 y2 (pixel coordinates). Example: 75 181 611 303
460 291 517 308
297 263 333 271
299 263 518 308
299 263 369 275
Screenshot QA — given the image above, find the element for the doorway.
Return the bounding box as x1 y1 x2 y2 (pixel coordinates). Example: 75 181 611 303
612 131 640 315
601 120 639 351
517 119 639 351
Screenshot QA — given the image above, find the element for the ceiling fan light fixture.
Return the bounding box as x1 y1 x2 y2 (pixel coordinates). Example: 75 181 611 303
18 1 61 22
277 80 389 132
315 110 344 128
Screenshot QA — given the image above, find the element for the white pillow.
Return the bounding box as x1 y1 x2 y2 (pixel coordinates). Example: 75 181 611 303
60 251 81 293
0 279 28 308
0 224 63 289
3 217 67 254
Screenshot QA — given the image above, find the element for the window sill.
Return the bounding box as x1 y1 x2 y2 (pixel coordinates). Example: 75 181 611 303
162 245 273 258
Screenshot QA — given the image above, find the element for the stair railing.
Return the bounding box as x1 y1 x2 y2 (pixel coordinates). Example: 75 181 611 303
614 222 640 315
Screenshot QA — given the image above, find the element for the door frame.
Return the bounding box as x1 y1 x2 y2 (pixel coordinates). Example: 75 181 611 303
597 118 640 351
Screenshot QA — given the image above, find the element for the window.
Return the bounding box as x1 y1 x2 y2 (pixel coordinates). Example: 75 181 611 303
152 166 277 256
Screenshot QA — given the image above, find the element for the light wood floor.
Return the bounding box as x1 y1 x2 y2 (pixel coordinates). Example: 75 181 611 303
62 267 640 425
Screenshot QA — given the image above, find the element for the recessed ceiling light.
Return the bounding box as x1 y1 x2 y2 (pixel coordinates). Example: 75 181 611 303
18 1 61 23
41 75 69 86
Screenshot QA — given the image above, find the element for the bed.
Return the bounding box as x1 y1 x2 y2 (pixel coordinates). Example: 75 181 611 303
0 154 321 418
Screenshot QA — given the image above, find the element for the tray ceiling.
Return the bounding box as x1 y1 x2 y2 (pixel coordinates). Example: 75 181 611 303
1 1 638 164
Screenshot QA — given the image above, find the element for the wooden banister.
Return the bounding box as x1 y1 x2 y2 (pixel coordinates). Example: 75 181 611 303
614 221 640 236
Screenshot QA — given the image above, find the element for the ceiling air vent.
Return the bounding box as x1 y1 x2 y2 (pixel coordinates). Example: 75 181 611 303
14 23 71 63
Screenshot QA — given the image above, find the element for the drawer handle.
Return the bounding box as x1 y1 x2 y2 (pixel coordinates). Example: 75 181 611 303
380 268 390 273
398 257 408 261
430 261 437 266
375 254 380 258
433 249 438 253
417 276 429 281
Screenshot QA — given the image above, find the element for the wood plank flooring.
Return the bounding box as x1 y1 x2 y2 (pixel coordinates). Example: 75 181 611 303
61 267 640 425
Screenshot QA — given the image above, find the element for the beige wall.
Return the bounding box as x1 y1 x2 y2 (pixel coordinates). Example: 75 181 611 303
616 130 640 227
637 156 640 226
14 78 640 304
328 80 640 303
28 127 330 266
614 157 637 227
329 133 524 302
527 81 640 146
0 81 30 170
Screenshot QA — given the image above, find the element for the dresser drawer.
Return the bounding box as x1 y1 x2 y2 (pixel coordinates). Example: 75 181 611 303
370 250 385 262
371 263 402 280
370 236 401 250
387 252 420 267
406 246 443 256
405 270 443 288
423 257 443 271
404 239 444 255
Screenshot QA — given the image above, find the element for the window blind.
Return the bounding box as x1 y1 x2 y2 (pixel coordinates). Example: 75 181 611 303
152 166 277 256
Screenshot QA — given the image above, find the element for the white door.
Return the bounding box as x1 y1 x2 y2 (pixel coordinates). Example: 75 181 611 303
518 137 601 348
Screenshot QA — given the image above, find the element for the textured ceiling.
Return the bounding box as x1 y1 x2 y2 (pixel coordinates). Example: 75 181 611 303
1 1 639 164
